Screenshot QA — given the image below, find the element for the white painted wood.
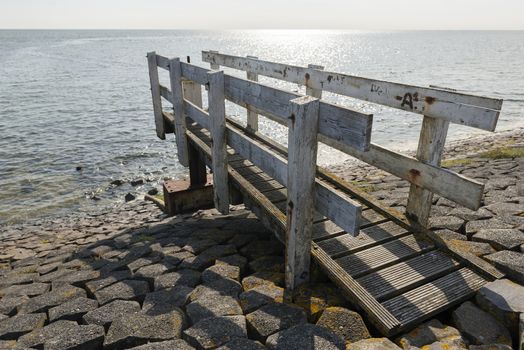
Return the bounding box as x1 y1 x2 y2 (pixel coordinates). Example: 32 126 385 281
147 52 166 140
286 96 320 289
406 116 450 226
202 51 502 131
207 70 230 214
246 55 259 132
168 57 189 166
306 64 324 98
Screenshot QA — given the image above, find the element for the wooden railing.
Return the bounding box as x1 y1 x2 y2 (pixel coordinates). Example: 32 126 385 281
201 51 503 226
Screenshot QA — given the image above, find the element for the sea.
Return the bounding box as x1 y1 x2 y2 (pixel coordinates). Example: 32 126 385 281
1 30 523 225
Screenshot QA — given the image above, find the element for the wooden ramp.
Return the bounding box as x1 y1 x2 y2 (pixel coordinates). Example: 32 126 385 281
146 51 505 336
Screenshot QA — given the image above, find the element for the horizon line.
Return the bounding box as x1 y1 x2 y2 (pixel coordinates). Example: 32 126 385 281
1 28 524 31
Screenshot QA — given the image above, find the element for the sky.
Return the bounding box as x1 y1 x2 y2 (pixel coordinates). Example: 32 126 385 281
1 0 523 30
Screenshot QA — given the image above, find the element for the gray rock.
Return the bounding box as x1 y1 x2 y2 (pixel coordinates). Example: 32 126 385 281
142 285 193 315
452 301 511 346
216 254 248 275
396 319 466 349
241 241 283 260
0 282 50 298
17 320 78 348
104 310 185 349
469 345 513 350
85 270 132 295
186 294 243 324
239 284 285 313
189 278 243 302
0 273 38 289
0 313 46 340
129 339 196 349
179 254 216 271
428 216 465 231
246 302 307 342
51 269 101 288
216 338 266 350
476 279 524 335
347 338 401 350
183 239 217 255
0 315 6 322
154 269 201 290
135 263 173 285
0 295 29 316
48 297 98 322
266 323 344 350
44 324 105 350
433 229 467 241
183 315 247 349
473 229 524 250
447 239 496 256
485 202 524 216
242 272 285 291
127 256 162 272
465 219 513 237
17 285 87 314
248 256 285 273
316 306 370 343
449 207 493 221
82 299 141 329
202 264 240 283
484 250 524 284
520 313 524 350
94 279 150 305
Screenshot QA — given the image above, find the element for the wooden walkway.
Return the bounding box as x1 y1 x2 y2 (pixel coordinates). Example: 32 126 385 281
146 51 505 336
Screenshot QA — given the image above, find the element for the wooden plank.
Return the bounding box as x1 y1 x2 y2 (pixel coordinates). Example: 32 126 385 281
202 51 502 131
357 250 460 301
382 267 487 329
285 96 320 289
208 70 229 214
147 52 166 140
306 64 324 98
184 100 210 130
159 84 173 103
317 221 409 257
156 54 170 70
183 81 203 107
246 55 259 132
335 235 435 278
406 116 449 226
180 62 208 85
169 58 189 166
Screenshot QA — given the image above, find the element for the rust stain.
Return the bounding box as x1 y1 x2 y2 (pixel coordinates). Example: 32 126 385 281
305 73 310 81
395 96 403 101
425 96 436 105
413 92 419 102
408 169 421 182
289 113 296 126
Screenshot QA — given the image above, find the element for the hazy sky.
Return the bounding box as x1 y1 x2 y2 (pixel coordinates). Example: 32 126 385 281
1 0 523 30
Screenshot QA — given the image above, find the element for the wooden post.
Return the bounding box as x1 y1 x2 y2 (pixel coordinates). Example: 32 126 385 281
246 55 259 132
188 143 208 187
147 51 166 140
306 64 324 99
209 50 220 70
168 57 189 166
207 70 229 214
286 95 320 290
406 116 450 226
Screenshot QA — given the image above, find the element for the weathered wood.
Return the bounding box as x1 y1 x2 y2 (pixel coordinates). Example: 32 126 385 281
306 64 324 98
208 70 229 214
246 55 259 132
188 142 207 187
202 51 502 131
183 81 203 107
184 100 210 129
169 58 189 166
406 116 449 226
209 50 220 70
156 54 170 71
285 96 320 290
147 52 166 140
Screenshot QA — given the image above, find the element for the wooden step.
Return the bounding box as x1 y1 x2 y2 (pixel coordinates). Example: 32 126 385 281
317 221 409 257
357 250 461 301
335 234 435 278
382 267 487 329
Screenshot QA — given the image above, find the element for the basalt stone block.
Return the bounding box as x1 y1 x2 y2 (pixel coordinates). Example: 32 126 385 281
473 229 524 250
82 299 141 330
216 255 248 275
17 320 78 349
127 256 162 272
200 244 237 260
85 270 132 295
449 207 493 222
0 295 29 316
485 202 524 216
183 315 247 349
428 216 465 231
183 239 218 255
433 229 467 242
241 241 283 260
228 233 260 249
484 250 524 284
239 284 285 313
347 338 402 350
94 279 149 305
465 219 512 237
0 313 46 340
452 301 512 346
316 307 370 343
104 309 185 349
48 297 98 322
476 278 524 335
292 283 347 320
216 338 266 350
129 339 196 349
51 269 101 288
154 269 201 291
44 324 105 350
0 282 50 298
142 285 193 316
396 319 466 350
186 294 243 324
242 272 285 291
0 273 38 288
469 345 512 350
265 323 344 350
447 240 496 257
135 263 174 285
17 285 87 314
189 278 243 302
179 254 216 271
246 302 307 342
248 256 284 273
202 264 240 283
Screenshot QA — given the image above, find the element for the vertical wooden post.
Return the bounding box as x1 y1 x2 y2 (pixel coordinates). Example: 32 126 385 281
286 96 320 290
168 57 189 166
246 55 259 132
306 64 324 99
209 50 220 70
147 51 166 140
406 116 450 226
207 70 230 214
188 143 208 187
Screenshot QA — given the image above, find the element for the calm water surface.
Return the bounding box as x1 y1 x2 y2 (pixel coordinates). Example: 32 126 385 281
1 30 523 224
